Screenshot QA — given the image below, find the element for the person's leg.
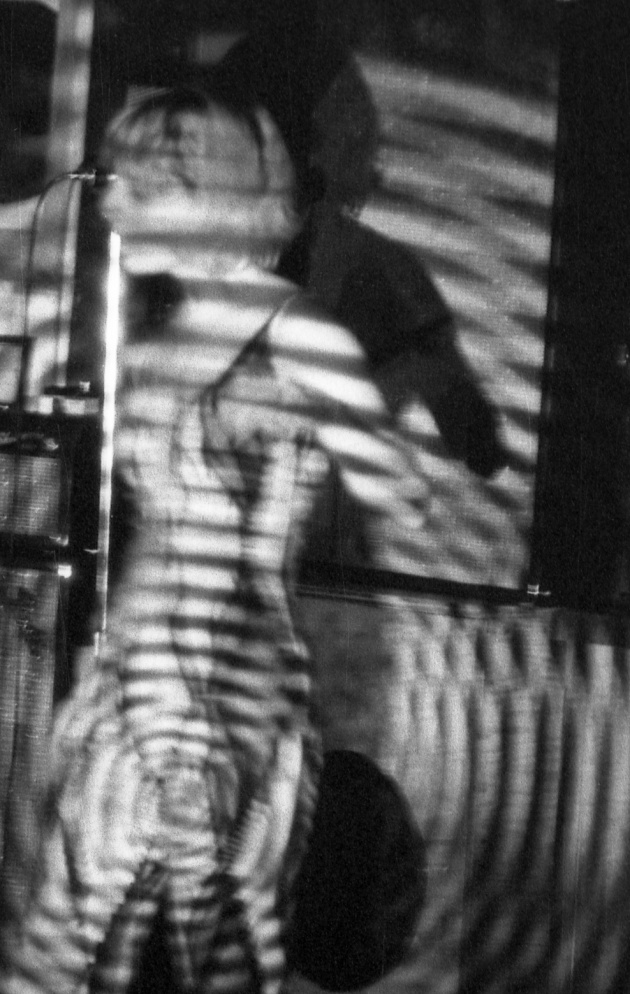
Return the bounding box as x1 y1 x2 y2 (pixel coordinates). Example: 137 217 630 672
1 689 153 994
89 864 165 994
1 816 152 994
159 731 313 994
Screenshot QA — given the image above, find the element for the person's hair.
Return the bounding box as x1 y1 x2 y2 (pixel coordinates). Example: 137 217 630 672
212 36 346 212
101 84 301 269
213 37 378 214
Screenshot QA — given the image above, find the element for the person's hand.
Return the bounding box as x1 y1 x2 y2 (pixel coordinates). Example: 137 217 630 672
433 377 509 477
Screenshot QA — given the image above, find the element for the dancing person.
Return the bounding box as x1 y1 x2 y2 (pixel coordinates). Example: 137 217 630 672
0 85 425 994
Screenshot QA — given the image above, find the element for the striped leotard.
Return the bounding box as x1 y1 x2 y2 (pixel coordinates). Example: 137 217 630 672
0 290 425 994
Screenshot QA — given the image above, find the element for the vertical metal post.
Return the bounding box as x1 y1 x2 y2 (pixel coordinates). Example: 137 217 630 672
94 231 122 647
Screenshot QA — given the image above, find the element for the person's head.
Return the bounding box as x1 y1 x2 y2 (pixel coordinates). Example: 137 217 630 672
309 57 379 215
98 85 300 279
213 36 378 217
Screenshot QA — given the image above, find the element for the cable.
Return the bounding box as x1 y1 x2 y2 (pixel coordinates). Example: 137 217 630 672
18 169 100 408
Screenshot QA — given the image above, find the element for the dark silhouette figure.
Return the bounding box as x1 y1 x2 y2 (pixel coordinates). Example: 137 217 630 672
212 29 507 567
214 30 508 481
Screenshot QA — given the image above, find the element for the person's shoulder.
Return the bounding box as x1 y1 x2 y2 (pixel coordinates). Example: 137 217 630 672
315 209 448 307
324 211 413 265
278 289 333 325
272 290 369 365
342 214 442 287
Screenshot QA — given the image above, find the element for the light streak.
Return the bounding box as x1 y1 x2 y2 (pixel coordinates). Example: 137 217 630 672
95 231 121 641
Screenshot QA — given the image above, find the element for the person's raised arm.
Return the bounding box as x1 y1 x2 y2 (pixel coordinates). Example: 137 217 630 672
269 300 428 548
